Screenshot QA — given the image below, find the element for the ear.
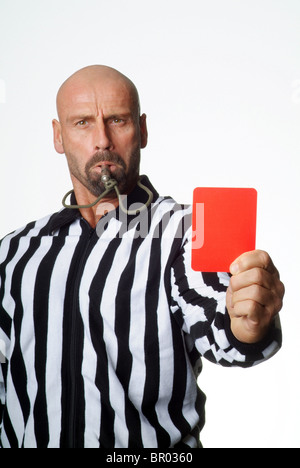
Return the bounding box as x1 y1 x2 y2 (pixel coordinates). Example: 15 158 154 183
139 113 148 149
52 119 65 154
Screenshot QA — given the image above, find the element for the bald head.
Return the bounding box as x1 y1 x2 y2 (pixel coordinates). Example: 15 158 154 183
52 64 148 208
56 65 141 122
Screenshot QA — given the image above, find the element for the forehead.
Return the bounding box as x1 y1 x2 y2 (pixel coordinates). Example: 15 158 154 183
58 77 135 120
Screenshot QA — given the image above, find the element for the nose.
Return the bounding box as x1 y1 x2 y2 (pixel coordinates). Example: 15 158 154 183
94 120 113 151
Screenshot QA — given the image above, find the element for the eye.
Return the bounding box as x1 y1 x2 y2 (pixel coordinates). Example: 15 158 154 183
76 120 88 127
111 117 125 125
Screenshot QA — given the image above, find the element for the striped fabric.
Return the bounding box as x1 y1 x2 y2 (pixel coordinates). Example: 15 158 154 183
0 176 281 448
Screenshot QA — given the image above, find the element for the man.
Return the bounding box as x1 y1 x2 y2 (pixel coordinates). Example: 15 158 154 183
0 65 284 448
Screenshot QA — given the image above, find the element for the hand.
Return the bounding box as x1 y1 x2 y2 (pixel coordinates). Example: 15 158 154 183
226 250 285 343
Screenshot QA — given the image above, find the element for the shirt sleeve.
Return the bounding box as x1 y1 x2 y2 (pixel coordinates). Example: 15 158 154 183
0 367 4 426
0 250 9 426
170 228 282 368
0 322 6 426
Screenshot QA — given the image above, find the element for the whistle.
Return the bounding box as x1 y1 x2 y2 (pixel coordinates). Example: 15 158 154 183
100 166 112 185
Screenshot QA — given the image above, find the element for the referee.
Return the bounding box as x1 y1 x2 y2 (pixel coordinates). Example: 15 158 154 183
0 65 284 448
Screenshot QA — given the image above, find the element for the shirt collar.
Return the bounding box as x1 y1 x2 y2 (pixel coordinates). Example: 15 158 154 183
47 175 159 235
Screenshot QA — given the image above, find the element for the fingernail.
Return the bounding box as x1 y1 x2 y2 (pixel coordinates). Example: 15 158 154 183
230 263 239 275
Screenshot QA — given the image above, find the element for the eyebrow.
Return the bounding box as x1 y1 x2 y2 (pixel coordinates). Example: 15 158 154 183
66 112 134 124
66 114 94 124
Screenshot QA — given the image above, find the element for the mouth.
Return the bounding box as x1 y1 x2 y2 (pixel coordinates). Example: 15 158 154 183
93 162 118 174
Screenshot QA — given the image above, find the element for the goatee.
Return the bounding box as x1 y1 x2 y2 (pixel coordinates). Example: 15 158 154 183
84 149 140 198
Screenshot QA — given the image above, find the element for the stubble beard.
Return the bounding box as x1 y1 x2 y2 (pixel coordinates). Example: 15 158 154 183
68 148 141 199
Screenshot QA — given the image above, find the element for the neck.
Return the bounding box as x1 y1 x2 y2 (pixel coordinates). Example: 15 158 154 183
72 180 119 228
79 197 119 228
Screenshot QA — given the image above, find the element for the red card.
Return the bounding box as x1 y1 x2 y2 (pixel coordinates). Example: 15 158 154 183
192 187 257 272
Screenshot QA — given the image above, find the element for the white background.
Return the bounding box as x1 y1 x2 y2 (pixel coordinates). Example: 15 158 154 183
0 0 299 448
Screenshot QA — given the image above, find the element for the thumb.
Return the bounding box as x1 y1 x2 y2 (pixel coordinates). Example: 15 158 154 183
226 284 234 311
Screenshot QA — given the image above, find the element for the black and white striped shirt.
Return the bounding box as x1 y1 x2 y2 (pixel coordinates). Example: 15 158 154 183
0 176 281 448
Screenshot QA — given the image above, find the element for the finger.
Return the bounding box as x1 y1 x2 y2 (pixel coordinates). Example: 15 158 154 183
230 250 279 277
231 284 274 308
277 279 285 303
229 267 275 293
230 303 272 343
229 299 265 322
229 270 285 311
